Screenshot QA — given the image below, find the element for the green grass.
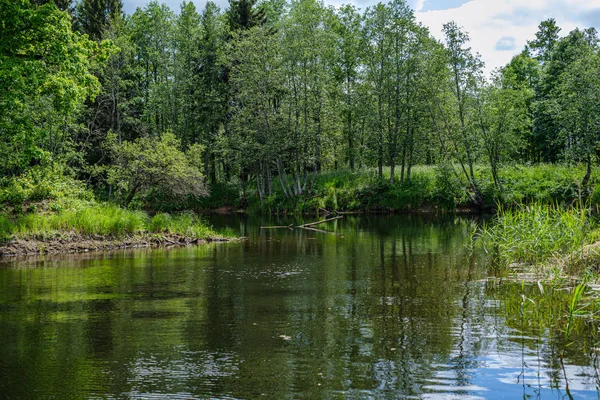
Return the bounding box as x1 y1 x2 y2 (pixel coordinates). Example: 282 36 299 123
149 212 224 239
238 163 597 215
0 204 224 242
484 164 593 205
477 203 593 272
0 165 227 242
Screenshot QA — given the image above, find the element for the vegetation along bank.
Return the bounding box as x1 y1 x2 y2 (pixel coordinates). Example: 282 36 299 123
3 0 600 261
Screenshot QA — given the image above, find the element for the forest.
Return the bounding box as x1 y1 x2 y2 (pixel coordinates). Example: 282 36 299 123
6 3 600 390
2 0 600 219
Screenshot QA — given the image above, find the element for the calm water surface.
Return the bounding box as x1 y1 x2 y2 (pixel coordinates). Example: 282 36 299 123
0 215 599 399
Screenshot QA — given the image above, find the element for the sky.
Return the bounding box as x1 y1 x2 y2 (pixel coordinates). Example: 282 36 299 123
123 0 600 74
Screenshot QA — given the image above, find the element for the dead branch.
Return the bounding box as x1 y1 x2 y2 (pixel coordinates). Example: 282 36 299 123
260 224 294 229
300 216 343 228
299 226 338 234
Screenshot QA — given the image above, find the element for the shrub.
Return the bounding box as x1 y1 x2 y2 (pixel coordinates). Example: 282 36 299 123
434 163 464 209
105 132 209 208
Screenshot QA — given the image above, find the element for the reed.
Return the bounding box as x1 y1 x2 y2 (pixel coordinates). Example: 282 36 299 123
478 203 591 269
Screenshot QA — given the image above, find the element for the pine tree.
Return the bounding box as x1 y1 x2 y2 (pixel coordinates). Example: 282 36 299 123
228 0 266 32
76 0 123 40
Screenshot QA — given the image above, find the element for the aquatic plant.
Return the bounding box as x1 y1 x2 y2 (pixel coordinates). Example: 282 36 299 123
564 282 587 341
478 203 591 271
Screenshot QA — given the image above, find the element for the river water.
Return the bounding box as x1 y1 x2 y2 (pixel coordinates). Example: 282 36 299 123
0 215 598 399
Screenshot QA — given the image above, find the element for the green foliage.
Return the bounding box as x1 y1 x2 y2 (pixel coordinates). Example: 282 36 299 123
433 163 463 209
20 204 146 237
0 203 220 242
0 164 93 207
0 203 144 239
4 0 600 219
496 164 590 205
0 215 12 241
149 212 214 239
75 0 123 40
555 44 600 179
105 132 209 208
565 281 588 341
236 164 599 215
228 0 266 31
0 0 107 176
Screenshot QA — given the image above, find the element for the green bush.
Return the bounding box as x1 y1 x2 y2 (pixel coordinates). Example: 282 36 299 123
0 164 93 207
433 163 464 209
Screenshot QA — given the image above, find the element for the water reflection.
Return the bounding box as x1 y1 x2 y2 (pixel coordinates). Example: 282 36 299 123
0 215 598 399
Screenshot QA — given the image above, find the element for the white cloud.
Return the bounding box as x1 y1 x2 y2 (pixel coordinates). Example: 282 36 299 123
495 36 516 51
412 0 425 12
414 0 600 74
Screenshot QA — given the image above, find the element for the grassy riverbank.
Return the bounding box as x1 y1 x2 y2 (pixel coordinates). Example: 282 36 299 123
0 170 230 256
0 204 223 241
0 204 230 256
477 203 600 277
197 164 599 215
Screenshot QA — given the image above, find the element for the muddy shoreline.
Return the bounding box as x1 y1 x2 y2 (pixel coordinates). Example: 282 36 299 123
0 233 230 257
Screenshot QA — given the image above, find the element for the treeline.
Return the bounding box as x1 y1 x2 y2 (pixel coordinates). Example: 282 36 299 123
2 0 600 210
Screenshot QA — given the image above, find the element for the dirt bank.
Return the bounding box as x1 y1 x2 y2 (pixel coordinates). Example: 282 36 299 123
0 233 229 257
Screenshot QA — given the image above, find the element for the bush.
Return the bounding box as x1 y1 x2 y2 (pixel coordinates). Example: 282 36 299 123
0 164 93 207
105 132 209 208
434 163 464 209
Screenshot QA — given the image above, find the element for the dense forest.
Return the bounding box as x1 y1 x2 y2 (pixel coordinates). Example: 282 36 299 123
2 0 600 214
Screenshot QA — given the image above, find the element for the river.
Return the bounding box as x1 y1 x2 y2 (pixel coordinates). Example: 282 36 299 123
0 214 598 399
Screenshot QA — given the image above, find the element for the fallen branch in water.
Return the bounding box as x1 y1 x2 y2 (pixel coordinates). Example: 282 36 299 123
299 216 344 228
260 216 343 232
260 224 294 229
299 226 337 234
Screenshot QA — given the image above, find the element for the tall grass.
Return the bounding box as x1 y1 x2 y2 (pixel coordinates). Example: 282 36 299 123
0 204 222 242
478 203 591 269
149 212 221 239
14 204 147 238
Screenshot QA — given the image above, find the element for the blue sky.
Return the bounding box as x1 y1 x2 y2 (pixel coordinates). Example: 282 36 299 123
123 0 600 74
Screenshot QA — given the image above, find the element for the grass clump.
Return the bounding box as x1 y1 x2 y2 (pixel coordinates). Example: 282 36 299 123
0 205 223 243
478 203 592 272
13 204 147 238
149 212 228 239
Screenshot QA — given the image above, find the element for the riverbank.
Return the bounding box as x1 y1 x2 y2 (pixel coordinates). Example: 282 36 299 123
196 164 599 215
477 203 598 278
0 232 229 257
0 202 232 257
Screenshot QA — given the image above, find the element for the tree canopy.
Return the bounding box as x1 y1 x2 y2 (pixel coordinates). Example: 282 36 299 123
2 0 600 208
